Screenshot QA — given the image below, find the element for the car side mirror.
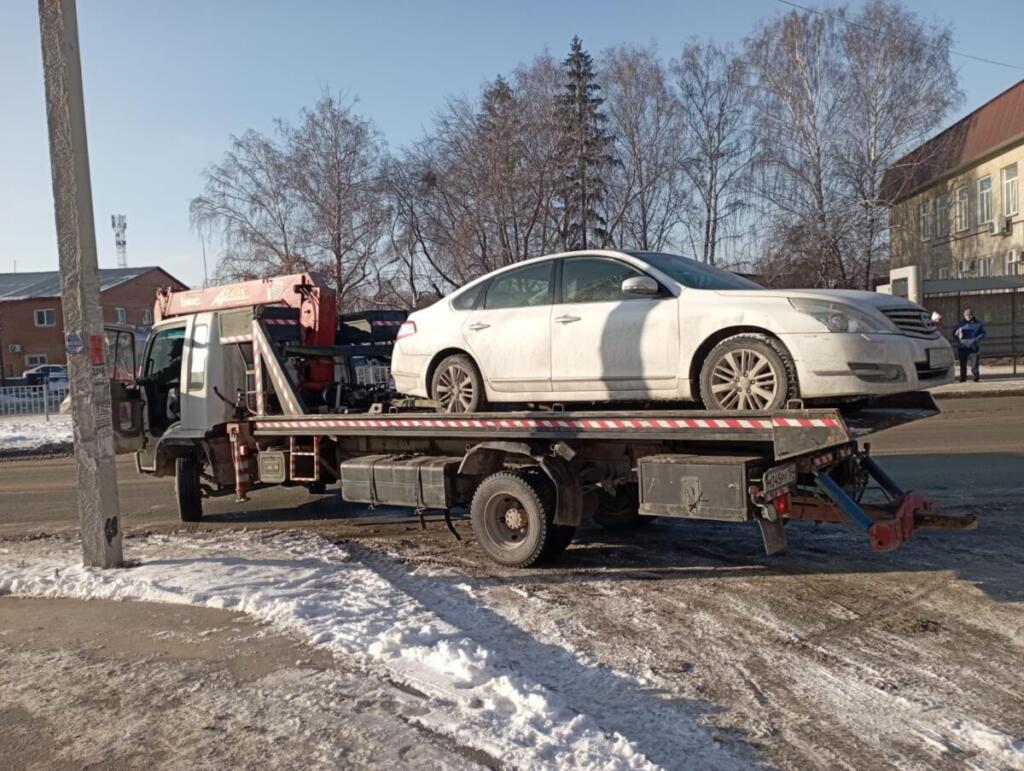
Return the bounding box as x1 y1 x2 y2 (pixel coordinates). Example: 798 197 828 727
621 276 660 297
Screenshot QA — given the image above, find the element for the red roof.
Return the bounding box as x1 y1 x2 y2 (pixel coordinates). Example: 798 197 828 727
882 79 1024 203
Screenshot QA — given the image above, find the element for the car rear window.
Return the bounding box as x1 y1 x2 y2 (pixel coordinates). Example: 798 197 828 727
484 262 552 309
451 282 486 310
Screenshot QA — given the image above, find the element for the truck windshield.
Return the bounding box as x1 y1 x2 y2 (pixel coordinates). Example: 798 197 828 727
631 252 763 290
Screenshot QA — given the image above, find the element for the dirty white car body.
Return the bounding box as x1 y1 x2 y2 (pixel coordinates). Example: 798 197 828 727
391 250 954 412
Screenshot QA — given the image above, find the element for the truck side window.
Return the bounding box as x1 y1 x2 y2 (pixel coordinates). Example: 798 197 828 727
144 326 186 383
187 324 209 391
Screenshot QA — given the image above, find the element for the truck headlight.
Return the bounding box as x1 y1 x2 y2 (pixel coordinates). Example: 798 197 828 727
789 298 895 334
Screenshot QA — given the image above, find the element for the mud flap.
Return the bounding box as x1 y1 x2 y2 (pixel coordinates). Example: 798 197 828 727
756 514 788 555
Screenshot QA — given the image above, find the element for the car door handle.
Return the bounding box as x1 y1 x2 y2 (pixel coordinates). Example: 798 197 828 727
468 322 490 331
554 315 581 324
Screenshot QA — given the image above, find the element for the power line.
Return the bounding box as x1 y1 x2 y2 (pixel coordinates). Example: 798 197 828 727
775 0 1024 72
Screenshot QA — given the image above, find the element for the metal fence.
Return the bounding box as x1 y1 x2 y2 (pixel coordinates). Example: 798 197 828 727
925 287 1024 372
0 384 70 416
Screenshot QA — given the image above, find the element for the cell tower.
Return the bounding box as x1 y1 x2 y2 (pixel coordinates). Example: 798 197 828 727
111 214 127 268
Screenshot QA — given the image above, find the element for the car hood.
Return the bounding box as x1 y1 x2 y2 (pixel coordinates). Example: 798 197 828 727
717 287 924 312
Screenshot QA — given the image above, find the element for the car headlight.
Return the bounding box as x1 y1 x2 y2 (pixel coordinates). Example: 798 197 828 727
788 298 896 334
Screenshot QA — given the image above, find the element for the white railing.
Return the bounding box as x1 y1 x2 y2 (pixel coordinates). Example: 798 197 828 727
0 383 70 416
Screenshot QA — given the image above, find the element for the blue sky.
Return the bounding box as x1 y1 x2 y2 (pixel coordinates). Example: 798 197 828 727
2 0 1022 287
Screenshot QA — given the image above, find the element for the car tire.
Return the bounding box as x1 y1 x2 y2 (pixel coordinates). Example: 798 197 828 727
431 353 487 414
175 456 203 523
699 334 796 412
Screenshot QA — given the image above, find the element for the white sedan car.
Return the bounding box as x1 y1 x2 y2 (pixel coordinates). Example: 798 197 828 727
391 250 954 412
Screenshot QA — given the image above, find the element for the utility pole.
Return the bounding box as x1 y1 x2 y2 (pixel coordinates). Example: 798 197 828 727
39 0 123 568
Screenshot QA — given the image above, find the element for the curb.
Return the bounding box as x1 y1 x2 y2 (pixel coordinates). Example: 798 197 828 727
930 386 1024 400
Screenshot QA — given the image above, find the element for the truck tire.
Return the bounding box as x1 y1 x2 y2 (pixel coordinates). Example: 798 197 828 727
175 456 203 523
470 469 572 567
699 334 796 412
431 354 487 413
592 484 652 529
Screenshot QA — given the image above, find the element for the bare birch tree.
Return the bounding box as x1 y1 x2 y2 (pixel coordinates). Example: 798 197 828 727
600 45 687 251
191 130 311 280
672 41 754 265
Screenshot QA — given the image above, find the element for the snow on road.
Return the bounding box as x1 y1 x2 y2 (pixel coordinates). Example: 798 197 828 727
0 531 739 771
0 414 72 453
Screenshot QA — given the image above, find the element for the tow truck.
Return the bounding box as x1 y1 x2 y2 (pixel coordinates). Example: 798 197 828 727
108 272 976 567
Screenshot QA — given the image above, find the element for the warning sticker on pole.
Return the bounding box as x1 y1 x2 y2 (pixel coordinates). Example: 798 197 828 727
65 330 84 355
89 334 105 365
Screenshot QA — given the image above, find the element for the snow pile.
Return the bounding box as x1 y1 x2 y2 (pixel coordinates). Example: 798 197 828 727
0 414 73 453
0 532 739 770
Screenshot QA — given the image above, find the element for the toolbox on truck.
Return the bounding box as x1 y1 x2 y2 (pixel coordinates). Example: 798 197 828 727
638 454 764 521
339 455 460 509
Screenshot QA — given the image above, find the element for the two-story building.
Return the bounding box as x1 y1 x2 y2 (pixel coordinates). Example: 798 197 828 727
884 79 1024 281
0 266 187 378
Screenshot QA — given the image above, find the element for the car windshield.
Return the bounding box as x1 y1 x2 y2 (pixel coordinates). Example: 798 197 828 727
631 252 763 290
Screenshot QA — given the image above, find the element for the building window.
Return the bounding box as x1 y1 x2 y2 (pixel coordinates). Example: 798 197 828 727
142 309 153 325
918 199 933 241
978 176 993 224
937 267 952 280
935 194 949 237
1007 251 1024 276
954 186 969 232
1003 163 1019 216
977 257 993 277
25 354 47 367
33 308 56 327
115 307 127 324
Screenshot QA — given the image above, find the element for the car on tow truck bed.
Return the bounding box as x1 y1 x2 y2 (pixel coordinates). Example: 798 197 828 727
390 250 955 413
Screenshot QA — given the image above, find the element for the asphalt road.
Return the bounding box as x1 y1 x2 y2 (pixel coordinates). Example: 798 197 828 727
0 395 1021 540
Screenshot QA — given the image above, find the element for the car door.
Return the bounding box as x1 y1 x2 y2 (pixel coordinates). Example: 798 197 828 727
462 260 554 394
550 256 679 395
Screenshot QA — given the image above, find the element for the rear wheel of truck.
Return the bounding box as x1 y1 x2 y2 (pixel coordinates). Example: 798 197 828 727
175 456 203 523
592 483 652 529
470 469 573 567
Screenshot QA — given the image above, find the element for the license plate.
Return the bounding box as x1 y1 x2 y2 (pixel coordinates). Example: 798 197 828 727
762 463 797 496
927 347 954 368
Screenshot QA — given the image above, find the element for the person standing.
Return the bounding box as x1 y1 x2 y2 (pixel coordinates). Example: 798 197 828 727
953 308 986 382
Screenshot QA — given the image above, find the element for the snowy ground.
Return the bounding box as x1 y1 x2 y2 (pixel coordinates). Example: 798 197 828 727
0 531 737 770
2 525 1022 770
0 414 73 455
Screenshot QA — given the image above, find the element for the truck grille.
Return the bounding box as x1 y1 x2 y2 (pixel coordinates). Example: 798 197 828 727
881 308 938 338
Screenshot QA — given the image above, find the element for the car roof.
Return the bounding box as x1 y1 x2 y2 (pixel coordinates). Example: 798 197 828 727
453 249 643 293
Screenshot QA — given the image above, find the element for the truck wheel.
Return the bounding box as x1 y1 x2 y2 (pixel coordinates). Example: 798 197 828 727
175 456 203 523
699 334 796 412
470 469 570 567
592 484 652 529
431 354 487 413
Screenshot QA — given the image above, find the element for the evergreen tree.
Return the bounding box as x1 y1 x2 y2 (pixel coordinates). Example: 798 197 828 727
556 36 615 250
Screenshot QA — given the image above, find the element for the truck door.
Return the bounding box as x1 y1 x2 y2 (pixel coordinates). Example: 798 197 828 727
103 326 145 453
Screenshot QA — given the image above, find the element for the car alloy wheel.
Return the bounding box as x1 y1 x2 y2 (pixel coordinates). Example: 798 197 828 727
435 362 476 413
709 348 780 411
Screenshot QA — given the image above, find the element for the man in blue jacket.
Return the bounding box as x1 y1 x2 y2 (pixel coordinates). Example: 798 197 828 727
953 308 987 382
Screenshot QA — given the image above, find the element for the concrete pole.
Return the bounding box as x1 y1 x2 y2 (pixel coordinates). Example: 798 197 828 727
39 0 123 568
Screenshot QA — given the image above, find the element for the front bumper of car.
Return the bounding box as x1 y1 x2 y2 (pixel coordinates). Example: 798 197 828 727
779 332 954 398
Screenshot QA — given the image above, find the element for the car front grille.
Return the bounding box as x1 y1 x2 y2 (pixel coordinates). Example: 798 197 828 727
881 307 939 338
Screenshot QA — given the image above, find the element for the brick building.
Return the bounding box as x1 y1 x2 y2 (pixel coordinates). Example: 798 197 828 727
0 266 188 378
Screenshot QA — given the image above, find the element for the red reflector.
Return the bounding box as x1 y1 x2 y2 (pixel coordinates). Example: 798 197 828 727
396 320 417 340
773 494 790 516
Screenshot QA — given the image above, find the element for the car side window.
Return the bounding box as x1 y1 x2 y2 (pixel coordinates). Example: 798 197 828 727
561 257 648 303
451 282 486 311
484 262 552 310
